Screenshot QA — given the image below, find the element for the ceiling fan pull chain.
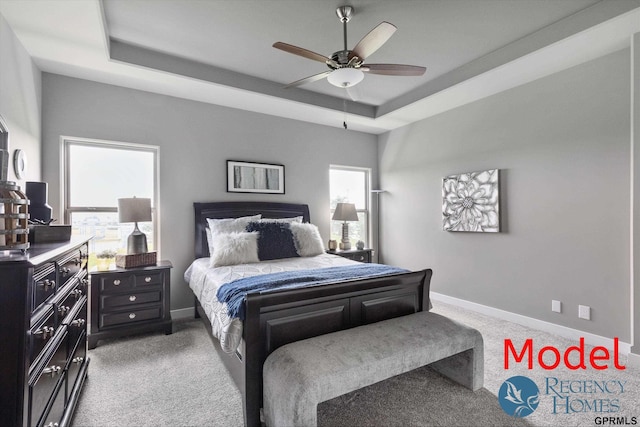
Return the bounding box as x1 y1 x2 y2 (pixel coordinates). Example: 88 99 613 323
343 99 348 130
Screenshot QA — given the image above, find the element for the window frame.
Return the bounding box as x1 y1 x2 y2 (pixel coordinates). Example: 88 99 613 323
329 165 371 247
61 136 160 254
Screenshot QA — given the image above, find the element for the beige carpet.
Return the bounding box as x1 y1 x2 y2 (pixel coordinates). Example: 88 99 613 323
72 302 640 426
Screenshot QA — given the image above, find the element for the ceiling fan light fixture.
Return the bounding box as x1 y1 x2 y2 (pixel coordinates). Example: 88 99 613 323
327 68 364 88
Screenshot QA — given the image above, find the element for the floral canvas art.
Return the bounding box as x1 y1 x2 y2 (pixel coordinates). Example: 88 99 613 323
442 169 500 232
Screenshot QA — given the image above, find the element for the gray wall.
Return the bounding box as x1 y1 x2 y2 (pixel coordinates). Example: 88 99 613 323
0 14 41 183
379 49 631 341
41 74 378 311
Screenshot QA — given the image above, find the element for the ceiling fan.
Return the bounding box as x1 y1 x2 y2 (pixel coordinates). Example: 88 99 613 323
273 5 426 89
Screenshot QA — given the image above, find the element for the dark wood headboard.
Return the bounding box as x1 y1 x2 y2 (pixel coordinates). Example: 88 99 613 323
193 201 311 258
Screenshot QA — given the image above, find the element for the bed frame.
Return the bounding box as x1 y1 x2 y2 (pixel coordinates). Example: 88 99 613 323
192 201 432 427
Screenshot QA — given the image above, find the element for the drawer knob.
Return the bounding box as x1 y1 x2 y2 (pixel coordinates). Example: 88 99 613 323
72 356 84 364
72 257 82 265
72 289 83 298
45 422 59 427
71 318 86 328
42 365 61 377
58 305 70 316
60 267 70 275
129 313 136 319
37 279 55 291
81 278 89 286
113 279 121 286
33 326 54 340
144 276 151 283
129 295 137 302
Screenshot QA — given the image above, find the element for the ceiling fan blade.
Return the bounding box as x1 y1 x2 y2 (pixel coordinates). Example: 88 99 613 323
284 70 333 88
273 42 330 64
361 64 426 76
350 22 397 61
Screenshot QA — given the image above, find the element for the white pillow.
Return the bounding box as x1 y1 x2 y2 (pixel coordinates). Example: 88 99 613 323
257 216 303 224
206 215 261 256
290 222 325 257
209 231 259 267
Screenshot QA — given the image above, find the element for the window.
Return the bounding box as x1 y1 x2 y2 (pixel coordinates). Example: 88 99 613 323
63 138 158 266
329 166 370 247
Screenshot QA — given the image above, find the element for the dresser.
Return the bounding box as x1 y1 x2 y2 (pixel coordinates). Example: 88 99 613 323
0 238 90 427
88 261 172 349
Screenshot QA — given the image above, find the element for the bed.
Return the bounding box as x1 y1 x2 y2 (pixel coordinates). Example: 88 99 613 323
186 201 432 427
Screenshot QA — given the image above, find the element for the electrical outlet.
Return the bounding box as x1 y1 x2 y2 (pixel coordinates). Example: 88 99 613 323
578 305 591 320
552 300 562 313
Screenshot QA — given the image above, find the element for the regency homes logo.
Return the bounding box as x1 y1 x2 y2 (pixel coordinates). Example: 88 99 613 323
498 337 637 424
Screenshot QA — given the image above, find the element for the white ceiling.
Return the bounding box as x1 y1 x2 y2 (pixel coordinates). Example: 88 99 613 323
1 0 639 134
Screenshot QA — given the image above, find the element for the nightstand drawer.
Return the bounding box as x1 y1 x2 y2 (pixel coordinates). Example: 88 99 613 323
99 274 135 292
100 306 161 328
101 290 162 310
135 271 163 287
344 252 370 262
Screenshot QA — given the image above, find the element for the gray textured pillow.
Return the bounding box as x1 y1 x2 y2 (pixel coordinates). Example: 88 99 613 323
209 231 259 267
290 222 325 257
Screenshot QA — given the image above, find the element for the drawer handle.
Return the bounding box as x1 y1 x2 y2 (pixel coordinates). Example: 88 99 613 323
58 305 70 316
33 326 54 340
113 279 121 286
42 365 61 378
72 356 84 364
37 279 55 291
129 295 137 302
129 313 136 319
45 422 59 427
81 278 89 287
72 257 82 265
144 276 151 283
71 318 86 328
72 289 83 298
60 267 70 275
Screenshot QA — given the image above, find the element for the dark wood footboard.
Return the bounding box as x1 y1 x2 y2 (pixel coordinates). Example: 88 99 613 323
196 268 432 427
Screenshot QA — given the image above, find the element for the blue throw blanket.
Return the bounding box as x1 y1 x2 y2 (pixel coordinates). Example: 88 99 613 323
217 263 408 320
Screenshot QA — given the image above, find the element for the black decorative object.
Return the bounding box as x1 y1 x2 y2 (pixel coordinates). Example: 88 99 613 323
26 181 52 224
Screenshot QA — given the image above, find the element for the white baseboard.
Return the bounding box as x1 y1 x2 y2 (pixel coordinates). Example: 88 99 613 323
628 352 640 369
431 292 632 355
171 307 195 320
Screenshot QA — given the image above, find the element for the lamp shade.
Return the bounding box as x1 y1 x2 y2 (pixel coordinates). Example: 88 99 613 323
332 202 359 222
118 197 152 223
327 68 364 88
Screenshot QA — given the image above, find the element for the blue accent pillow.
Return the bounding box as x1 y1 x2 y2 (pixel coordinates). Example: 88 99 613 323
246 221 300 261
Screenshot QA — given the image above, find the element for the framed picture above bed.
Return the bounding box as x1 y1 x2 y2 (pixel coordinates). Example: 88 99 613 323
227 160 285 194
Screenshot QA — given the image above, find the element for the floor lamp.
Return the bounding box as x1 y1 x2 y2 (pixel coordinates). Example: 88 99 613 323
371 190 386 263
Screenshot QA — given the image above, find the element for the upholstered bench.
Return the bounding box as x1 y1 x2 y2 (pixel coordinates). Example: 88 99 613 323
262 311 484 427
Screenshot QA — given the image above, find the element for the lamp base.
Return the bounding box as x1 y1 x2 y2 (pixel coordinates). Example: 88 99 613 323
340 222 351 251
127 223 148 254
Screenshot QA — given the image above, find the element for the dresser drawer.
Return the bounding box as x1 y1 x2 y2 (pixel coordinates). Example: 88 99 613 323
56 248 86 287
32 263 57 312
64 297 88 349
39 381 65 427
66 330 87 392
54 277 86 327
100 306 161 328
28 328 68 427
28 306 56 369
101 289 162 311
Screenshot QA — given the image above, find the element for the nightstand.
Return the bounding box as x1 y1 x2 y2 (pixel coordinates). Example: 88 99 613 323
88 260 172 349
326 248 372 263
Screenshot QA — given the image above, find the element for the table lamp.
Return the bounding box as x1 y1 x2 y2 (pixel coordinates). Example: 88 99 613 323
332 202 358 250
118 197 151 254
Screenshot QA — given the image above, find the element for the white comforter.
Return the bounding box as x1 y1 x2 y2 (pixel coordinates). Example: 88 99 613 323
184 253 359 354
